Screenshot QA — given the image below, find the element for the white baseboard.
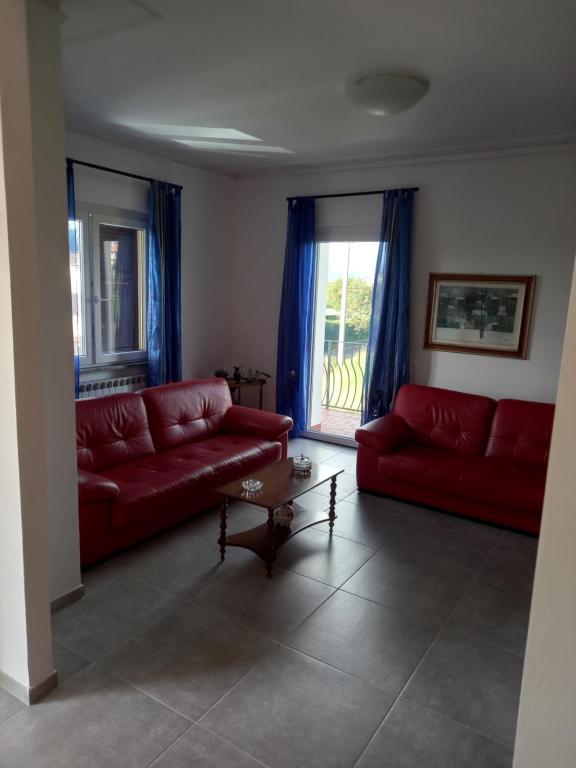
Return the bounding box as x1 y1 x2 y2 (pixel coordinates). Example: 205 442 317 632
0 669 58 705
50 584 85 614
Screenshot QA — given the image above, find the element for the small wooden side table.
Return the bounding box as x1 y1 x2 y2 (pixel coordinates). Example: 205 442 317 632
227 379 266 409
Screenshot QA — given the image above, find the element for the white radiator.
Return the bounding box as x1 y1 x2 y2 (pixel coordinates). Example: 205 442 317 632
78 374 147 399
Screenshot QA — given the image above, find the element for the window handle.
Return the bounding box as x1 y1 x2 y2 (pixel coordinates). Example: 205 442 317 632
94 295 100 304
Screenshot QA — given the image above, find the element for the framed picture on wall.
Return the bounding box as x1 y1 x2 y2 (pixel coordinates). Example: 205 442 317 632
424 274 536 358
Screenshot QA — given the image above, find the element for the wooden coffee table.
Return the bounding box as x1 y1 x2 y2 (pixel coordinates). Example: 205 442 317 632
216 459 345 577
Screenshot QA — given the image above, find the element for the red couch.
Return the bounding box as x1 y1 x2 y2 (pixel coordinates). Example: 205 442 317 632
76 378 293 565
355 384 554 534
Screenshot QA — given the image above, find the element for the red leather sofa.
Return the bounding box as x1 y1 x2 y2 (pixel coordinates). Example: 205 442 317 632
76 378 292 566
355 384 554 534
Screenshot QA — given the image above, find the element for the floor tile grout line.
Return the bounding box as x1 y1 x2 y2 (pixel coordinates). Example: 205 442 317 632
194 644 283 728
445 626 527 660
350 529 506 768
143 722 196 768
196 723 274 768
403 698 516 752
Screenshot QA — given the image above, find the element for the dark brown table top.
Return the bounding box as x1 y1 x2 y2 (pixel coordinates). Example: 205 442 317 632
216 458 344 509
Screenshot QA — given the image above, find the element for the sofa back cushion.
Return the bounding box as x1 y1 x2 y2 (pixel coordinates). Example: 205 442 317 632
393 384 495 456
486 399 555 465
76 394 155 472
141 378 233 452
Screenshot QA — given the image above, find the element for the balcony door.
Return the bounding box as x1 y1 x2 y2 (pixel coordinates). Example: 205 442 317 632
306 241 379 443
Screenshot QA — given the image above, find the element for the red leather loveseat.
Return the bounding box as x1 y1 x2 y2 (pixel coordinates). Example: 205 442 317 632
355 384 554 534
76 378 292 565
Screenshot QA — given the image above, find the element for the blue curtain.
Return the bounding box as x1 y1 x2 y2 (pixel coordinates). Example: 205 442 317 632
361 189 415 424
147 181 182 386
276 197 317 436
66 160 81 398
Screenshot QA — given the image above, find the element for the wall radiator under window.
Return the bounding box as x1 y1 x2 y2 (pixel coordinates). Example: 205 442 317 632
78 375 147 399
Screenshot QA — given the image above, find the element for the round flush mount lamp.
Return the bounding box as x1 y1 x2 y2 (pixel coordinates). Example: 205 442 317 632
345 72 429 116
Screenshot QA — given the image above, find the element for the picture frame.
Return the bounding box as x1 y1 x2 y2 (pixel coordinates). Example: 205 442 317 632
424 273 536 359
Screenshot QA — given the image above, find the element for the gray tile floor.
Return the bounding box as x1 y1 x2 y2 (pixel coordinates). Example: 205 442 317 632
0 438 537 768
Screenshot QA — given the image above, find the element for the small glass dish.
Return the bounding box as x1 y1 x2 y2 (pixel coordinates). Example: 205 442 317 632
241 478 263 493
292 454 312 475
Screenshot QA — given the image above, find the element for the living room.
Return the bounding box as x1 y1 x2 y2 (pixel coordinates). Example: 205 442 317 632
1 1 576 767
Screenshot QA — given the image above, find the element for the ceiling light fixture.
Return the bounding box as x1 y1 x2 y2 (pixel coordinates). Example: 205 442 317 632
345 72 429 116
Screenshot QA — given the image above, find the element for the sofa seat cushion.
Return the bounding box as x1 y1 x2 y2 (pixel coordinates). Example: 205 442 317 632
107 435 281 529
105 452 215 528
461 458 547 514
377 445 482 496
165 434 282 485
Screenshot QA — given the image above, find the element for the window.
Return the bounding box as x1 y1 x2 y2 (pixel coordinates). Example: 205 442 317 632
69 206 148 367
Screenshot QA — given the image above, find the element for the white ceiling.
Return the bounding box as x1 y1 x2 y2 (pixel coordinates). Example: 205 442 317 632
60 0 576 176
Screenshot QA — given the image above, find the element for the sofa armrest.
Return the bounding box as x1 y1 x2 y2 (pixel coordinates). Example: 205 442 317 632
78 469 120 504
355 414 413 454
222 405 293 441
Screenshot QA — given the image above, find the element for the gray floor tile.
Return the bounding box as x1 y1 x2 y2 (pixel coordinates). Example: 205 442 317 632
200 646 394 768
397 511 501 569
320 449 357 473
478 544 537 595
405 630 524 747
498 530 539 556
194 559 335 639
294 490 330 514
312 471 357 499
356 698 513 768
117 511 259 600
275 528 376 587
0 666 188 768
152 725 262 767
313 497 406 546
342 538 475 621
0 688 23 728
343 492 424 526
52 574 181 661
447 581 531 655
51 640 90 683
287 590 441 695
99 603 276 720
288 439 341 462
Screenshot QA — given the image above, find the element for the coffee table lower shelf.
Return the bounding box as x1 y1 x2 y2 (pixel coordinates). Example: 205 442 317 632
224 514 335 565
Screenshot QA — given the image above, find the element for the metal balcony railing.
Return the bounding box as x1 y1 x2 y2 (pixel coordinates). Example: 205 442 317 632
322 339 368 413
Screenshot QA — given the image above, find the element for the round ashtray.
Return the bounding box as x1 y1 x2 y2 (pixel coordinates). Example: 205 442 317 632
241 478 263 493
292 454 312 475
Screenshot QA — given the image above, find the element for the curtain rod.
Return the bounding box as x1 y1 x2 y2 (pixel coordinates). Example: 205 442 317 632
286 187 418 202
67 158 183 190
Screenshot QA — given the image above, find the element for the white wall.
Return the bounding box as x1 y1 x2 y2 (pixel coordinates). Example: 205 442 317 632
513 254 576 767
67 131 236 380
230 150 576 409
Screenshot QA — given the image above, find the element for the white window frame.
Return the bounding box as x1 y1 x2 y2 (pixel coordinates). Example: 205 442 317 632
76 204 148 368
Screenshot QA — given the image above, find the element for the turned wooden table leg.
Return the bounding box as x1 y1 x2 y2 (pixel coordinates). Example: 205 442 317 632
219 498 228 561
328 475 337 535
266 506 276 578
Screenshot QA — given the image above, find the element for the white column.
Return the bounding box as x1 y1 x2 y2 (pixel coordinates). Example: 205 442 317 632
27 0 82 606
0 0 79 702
513 254 576 767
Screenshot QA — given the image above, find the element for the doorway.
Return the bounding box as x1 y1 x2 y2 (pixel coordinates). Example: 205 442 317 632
306 241 379 442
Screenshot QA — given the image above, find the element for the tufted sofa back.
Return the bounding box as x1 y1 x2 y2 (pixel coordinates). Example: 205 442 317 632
486 399 555 466
140 378 233 452
393 384 496 456
76 393 155 472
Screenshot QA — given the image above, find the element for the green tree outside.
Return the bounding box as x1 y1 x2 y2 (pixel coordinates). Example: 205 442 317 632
325 277 373 341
